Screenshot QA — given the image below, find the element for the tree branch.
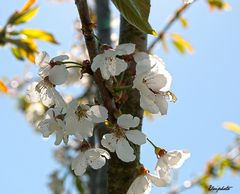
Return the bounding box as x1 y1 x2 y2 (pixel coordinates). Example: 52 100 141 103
75 0 117 122
147 1 197 53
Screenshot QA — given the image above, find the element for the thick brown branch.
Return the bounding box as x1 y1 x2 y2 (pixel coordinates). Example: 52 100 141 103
147 1 197 53
75 0 117 122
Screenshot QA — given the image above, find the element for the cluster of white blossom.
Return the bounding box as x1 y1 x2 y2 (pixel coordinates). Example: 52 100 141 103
26 43 190 194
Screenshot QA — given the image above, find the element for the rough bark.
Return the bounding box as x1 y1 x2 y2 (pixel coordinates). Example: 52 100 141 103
88 1 111 194
107 17 147 194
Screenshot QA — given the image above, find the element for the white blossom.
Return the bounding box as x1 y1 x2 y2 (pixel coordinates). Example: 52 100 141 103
65 100 108 140
26 81 66 108
155 149 190 182
25 102 45 125
183 0 194 4
35 51 69 85
91 43 135 80
133 52 172 115
101 114 146 162
38 107 68 145
71 148 110 176
127 167 168 194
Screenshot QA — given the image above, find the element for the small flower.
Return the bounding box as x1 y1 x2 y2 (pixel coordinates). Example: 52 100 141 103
183 0 194 4
38 107 68 145
127 166 168 194
91 43 135 80
26 81 66 108
72 147 110 176
35 51 69 85
65 100 108 140
133 52 172 115
155 148 190 182
101 114 146 162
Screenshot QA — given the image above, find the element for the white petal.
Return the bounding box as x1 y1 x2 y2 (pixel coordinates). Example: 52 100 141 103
39 65 51 78
51 54 69 62
155 94 168 115
77 117 94 138
71 154 87 176
115 43 135 55
125 130 146 145
117 114 140 129
96 148 111 159
146 173 168 187
135 59 152 75
65 113 79 135
35 51 50 68
51 88 66 109
48 65 68 85
166 150 190 168
109 58 128 76
100 63 111 80
26 82 40 103
91 54 104 72
116 138 136 162
134 52 149 63
127 175 151 194
155 157 171 179
38 119 55 137
101 133 117 152
54 130 64 145
87 105 108 123
140 94 159 114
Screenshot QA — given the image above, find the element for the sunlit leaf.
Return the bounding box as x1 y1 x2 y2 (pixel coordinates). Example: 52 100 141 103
111 0 157 36
171 33 194 54
7 38 37 63
223 122 240 134
9 6 39 25
208 0 231 11
0 81 8 93
20 28 58 44
20 0 36 13
179 17 188 28
11 47 24 61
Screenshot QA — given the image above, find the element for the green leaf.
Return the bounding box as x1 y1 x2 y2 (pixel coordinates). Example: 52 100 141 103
171 33 194 54
20 28 58 44
9 6 39 25
111 0 157 36
179 17 188 28
208 0 231 10
11 47 24 61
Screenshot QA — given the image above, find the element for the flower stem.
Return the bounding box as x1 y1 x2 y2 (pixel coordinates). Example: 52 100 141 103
147 138 158 148
66 65 82 69
62 61 83 66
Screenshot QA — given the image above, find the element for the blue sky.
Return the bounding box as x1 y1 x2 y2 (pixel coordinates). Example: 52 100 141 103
0 0 240 194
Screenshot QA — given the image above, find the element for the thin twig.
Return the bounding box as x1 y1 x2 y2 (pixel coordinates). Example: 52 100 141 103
147 1 198 53
75 0 117 122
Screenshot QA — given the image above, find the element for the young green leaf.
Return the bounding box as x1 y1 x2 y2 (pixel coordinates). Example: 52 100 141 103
179 17 188 28
11 47 24 61
208 0 231 11
171 33 194 54
9 6 39 25
111 0 157 36
20 28 58 44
